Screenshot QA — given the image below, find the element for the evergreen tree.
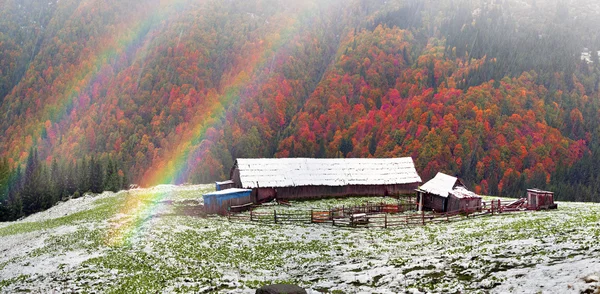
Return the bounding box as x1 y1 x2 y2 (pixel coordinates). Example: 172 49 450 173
89 156 104 194
65 161 77 197
0 157 10 221
368 134 377 156
104 157 119 192
0 157 9 200
50 158 62 204
78 158 90 194
39 165 52 210
339 136 354 157
8 166 23 219
22 148 41 215
119 166 129 190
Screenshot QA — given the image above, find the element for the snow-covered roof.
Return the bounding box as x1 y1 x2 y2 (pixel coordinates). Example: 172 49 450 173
234 157 421 188
449 186 481 199
204 188 251 196
527 188 553 194
418 172 460 197
215 180 234 185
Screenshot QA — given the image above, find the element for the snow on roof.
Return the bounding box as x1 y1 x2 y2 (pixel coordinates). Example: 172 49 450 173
418 172 459 197
449 186 481 199
527 188 554 194
235 157 421 188
204 188 251 196
215 180 234 185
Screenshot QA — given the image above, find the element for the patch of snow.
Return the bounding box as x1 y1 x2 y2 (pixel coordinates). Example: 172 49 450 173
2 249 102 280
0 225 80 279
16 191 121 224
492 257 600 293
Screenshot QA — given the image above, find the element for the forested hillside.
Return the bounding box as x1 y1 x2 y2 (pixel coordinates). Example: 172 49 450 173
1 0 600 220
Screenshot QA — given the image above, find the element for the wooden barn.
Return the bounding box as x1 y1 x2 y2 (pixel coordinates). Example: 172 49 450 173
416 172 481 213
527 189 557 210
215 180 234 191
203 188 252 215
228 157 422 203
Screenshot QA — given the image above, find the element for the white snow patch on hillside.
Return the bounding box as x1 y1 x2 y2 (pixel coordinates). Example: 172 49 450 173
18 191 122 223
2 249 102 280
0 225 80 279
493 257 600 293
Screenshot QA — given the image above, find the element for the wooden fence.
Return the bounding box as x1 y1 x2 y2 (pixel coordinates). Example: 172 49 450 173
227 198 530 229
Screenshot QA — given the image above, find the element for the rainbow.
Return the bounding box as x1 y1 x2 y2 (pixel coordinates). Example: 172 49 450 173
139 4 323 187
5 0 193 166
104 2 323 246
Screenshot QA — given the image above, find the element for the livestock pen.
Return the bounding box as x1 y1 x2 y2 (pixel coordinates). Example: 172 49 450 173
227 196 551 229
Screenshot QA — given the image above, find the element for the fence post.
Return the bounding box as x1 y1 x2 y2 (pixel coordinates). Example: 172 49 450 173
384 214 388 229
498 199 501 213
422 210 425 226
274 209 277 224
250 209 253 222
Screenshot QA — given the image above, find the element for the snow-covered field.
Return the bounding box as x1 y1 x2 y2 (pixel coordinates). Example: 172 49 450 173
1 185 599 293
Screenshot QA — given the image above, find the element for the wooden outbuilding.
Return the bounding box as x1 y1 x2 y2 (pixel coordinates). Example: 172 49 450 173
228 157 422 203
203 188 252 215
416 172 481 213
527 189 557 210
215 180 235 191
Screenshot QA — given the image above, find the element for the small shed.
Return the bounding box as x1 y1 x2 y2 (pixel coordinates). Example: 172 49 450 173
416 172 481 213
203 188 252 215
215 180 235 191
527 189 557 210
447 186 482 213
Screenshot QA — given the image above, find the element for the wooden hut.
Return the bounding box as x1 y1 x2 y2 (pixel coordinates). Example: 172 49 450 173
416 172 481 213
527 189 557 210
229 158 422 203
203 188 252 215
215 180 235 191
446 186 482 213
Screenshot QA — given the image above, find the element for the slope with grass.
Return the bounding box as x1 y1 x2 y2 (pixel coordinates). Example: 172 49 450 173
0 185 599 293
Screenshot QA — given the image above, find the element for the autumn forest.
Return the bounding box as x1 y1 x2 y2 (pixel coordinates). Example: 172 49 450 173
1 0 600 220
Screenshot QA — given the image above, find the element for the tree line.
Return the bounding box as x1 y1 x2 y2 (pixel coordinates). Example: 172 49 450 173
0 148 128 221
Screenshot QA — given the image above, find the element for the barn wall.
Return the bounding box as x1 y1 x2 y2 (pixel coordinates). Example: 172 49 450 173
215 182 235 191
256 188 277 202
528 193 537 209
275 183 419 200
430 195 446 212
231 168 242 188
465 198 481 211
447 196 482 212
447 196 460 212
420 193 446 212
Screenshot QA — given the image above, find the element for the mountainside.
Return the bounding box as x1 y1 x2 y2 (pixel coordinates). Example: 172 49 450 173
2 0 600 219
0 185 599 292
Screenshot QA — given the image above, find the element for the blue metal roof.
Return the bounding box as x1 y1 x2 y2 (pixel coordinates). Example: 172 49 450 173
203 188 252 208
